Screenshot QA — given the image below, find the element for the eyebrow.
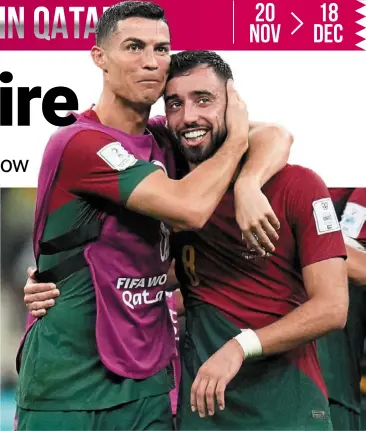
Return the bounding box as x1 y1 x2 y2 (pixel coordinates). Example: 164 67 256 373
164 93 179 103
164 90 215 103
121 37 171 47
191 90 215 97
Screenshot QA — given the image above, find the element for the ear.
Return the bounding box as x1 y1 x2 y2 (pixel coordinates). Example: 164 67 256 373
91 45 107 72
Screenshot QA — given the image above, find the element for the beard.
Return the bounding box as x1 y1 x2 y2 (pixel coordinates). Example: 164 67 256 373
174 126 227 164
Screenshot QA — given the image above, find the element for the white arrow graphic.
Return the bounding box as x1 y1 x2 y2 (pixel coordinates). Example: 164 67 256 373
291 12 303 35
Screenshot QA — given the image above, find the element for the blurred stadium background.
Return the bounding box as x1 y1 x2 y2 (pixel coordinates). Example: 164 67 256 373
1 188 366 430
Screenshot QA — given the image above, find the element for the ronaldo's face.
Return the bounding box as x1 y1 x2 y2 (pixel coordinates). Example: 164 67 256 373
101 17 171 106
164 66 227 165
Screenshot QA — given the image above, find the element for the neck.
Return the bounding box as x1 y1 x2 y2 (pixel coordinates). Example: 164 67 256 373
94 90 151 135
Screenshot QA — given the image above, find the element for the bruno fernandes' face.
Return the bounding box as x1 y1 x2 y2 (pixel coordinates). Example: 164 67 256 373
97 17 171 106
164 66 228 164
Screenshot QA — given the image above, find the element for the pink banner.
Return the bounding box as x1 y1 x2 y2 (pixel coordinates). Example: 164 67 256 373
0 0 364 51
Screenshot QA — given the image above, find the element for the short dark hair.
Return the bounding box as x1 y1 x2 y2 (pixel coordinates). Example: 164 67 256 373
96 1 168 45
168 50 233 82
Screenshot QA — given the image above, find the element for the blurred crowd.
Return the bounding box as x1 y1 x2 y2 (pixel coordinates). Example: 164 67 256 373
1 188 37 388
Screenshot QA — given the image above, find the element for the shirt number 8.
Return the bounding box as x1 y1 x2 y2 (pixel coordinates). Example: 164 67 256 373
182 245 200 287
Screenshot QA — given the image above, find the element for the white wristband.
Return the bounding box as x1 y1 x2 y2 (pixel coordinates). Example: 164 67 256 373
234 329 263 359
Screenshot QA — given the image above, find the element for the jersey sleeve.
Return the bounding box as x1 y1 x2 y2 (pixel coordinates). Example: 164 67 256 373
340 188 366 247
286 167 347 269
61 130 160 204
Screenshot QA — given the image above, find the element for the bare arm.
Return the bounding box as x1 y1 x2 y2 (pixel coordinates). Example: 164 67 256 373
345 244 366 285
254 257 348 355
236 122 293 188
234 124 294 254
126 141 244 231
126 80 248 231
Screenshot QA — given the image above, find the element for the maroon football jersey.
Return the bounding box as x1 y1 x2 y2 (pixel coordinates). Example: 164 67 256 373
174 164 347 395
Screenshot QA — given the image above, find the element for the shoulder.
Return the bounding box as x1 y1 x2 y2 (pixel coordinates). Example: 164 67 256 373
147 115 173 143
278 164 323 182
147 115 172 145
62 129 122 162
264 165 331 222
268 164 327 192
41 126 115 174
287 165 323 181
48 123 116 152
347 188 366 206
287 166 328 200
55 128 138 177
148 115 167 129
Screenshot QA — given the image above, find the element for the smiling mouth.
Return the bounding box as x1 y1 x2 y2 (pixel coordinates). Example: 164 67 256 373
181 129 209 146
